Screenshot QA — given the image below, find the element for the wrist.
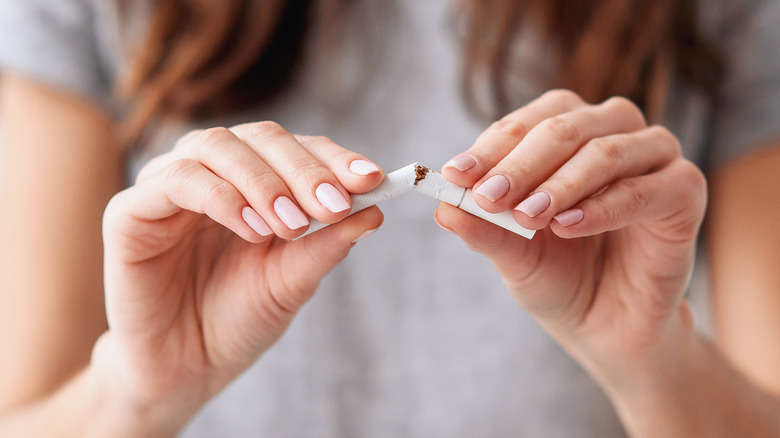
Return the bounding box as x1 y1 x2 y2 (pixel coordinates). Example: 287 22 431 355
599 305 700 398
586 305 741 437
86 333 196 438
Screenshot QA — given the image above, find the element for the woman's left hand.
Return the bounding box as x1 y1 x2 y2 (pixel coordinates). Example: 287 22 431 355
436 90 707 391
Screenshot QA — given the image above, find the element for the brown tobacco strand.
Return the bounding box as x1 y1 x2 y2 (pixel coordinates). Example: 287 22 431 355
414 165 429 186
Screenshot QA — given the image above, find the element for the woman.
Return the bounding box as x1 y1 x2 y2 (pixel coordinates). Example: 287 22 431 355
1 0 779 436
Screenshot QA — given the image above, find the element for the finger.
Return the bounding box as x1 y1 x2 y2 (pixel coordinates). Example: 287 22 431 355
168 127 311 239
433 201 529 256
104 159 271 261
549 158 707 239
230 122 354 226
134 129 204 184
442 89 588 187
472 96 647 213
268 207 384 312
294 135 385 193
512 125 682 230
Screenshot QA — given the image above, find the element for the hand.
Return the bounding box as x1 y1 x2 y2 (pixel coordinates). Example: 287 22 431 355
95 122 384 423
436 90 707 389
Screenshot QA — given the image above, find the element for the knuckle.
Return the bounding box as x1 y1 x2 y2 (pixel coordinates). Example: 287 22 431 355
198 127 235 147
590 196 619 227
541 116 581 144
202 179 235 204
502 158 534 185
549 176 582 196
300 135 339 154
243 169 282 194
165 158 200 183
647 125 683 156
542 89 584 107
679 160 706 187
304 135 333 147
251 120 288 139
618 178 650 214
290 160 328 184
189 128 236 157
603 96 646 126
491 118 529 139
588 137 624 163
675 159 708 203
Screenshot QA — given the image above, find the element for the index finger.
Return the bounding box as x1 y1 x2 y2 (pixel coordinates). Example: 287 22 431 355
441 89 588 187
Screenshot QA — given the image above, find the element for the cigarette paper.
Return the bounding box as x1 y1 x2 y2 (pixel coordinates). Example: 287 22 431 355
297 162 419 238
413 166 536 240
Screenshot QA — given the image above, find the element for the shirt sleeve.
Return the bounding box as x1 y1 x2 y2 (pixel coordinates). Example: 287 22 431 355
708 0 780 168
0 0 114 111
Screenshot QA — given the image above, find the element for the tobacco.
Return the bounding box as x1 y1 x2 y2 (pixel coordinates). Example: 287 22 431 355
414 165 429 186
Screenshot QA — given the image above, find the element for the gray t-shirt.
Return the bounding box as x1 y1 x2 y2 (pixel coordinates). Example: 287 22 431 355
2 0 779 437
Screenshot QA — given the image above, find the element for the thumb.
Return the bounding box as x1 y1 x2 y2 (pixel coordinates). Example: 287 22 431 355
268 207 384 312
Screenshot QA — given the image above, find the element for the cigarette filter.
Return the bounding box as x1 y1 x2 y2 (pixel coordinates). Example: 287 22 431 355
297 162 419 238
413 167 536 240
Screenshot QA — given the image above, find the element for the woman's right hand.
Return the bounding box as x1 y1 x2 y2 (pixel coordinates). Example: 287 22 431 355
93 122 384 428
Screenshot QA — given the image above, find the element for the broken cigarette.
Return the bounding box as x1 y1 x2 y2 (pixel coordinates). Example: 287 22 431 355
412 166 536 240
298 162 535 239
297 162 419 238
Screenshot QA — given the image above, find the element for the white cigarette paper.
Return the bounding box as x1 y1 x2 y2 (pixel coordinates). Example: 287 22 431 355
297 162 535 240
297 162 419 238
413 167 536 240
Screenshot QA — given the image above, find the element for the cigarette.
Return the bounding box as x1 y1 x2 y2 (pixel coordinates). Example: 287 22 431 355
297 162 419 238
297 162 536 240
412 165 536 240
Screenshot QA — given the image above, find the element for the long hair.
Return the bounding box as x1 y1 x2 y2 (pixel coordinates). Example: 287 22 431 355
117 0 722 145
457 0 723 121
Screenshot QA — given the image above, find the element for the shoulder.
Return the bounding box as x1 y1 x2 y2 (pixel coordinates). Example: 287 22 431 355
699 0 780 170
0 0 130 114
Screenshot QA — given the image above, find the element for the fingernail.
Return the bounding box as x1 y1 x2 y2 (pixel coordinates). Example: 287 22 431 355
474 175 510 202
443 154 477 172
349 160 381 176
515 192 551 218
316 183 351 213
554 208 584 227
241 206 273 236
351 228 378 244
273 196 309 230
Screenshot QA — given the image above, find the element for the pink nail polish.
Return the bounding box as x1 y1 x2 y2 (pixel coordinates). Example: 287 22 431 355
349 160 381 176
273 196 309 230
316 183 351 213
474 175 510 202
443 154 477 172
242 206 273 236
554 208 584 227
516 192 551 218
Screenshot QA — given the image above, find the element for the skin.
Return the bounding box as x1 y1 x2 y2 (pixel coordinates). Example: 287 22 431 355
708 145 780 397
1 78 779 437
0 76 121 408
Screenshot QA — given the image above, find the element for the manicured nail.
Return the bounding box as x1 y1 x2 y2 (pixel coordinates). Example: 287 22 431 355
349 160 381 176
554 208 584 227
443 154 477 172
515 192 551 218
273 196 309 230
241 206 273 236
352 228 378 244
474 175 510 202
316 183 351 213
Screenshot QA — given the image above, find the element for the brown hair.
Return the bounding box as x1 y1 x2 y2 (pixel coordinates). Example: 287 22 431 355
118 0 722 145
457 0 723 121
117 0 324 144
